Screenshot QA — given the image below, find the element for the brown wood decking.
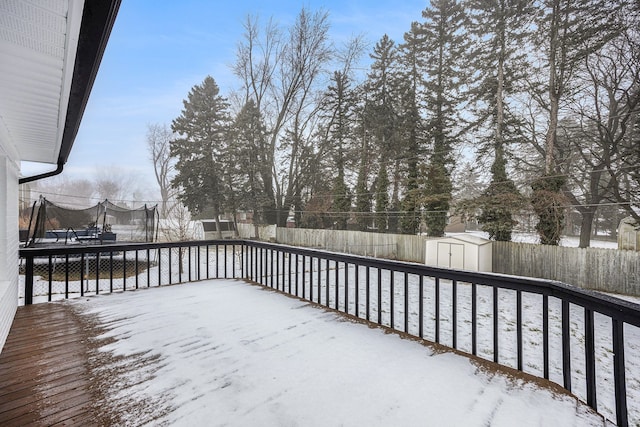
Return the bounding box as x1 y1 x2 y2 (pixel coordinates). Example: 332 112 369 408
0 303 98 426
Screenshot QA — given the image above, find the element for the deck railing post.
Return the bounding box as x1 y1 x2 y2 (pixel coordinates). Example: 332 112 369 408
25 255 34 305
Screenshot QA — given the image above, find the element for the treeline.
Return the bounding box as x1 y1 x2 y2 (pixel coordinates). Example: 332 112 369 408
148 1 640 248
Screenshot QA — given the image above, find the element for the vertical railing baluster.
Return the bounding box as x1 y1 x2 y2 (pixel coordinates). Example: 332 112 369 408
147 248 151 287
404 272 409 333
123 250 128 290
260 247 265 284
216 244 220 279
177 247 182 283
584 308 597 411
309 256 313 301
288 252 292 294
377 268 382 324
197 245 201 281
493 286 498 363
274 249 278 289
48 255 53 302
472 282 477 356
239 244 243 279
80 253 85 297
390 270 394 329
270 249 274 288
25 255 34 305
325 258 329 306
334 261 339 310
65 254 69 299
96 252 101 294
168 247 172 285
317 257 321 304
435 277 440 344
419 275 424 339
224 244 228 279
452 280 457 349
110 251 114 292
517 290 522 371
295 254 299 296
562 300 572 392
366 266 370 321
543 294 549 379
186 246 190 281
232 244 235 279
206 245 210 279
612 318 628 427
344 262 349 315
135 250 139 289
355 264 359 318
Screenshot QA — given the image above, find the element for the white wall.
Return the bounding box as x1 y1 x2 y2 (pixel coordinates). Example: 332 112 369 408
0 150 19 352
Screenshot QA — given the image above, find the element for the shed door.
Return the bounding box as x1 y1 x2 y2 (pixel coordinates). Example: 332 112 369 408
437 242 465 269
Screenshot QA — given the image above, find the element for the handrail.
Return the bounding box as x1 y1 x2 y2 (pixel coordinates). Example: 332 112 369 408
18 239 640 426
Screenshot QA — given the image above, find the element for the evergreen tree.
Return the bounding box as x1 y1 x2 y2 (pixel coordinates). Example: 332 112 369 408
170 76 231 235
320 70 359 229
375 163 390 232
364 35 400 232
420 0 468 236
229 99 271 224
466 0 533 240
476 150 522 240
398 22 428 234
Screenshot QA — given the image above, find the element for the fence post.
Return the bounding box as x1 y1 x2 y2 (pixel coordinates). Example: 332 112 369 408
25 256 34 305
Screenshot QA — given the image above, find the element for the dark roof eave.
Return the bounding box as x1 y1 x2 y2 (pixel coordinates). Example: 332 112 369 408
19 0 121 185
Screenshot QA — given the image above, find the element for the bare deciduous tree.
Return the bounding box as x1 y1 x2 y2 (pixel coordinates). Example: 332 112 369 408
146 123 176 217
233 8 333 225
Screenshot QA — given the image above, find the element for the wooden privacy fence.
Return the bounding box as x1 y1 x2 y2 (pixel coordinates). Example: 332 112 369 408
238 225 429 263
238 225 640 296
493 241 640 296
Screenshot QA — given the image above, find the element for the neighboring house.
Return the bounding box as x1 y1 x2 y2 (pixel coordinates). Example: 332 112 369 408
0 0 120 352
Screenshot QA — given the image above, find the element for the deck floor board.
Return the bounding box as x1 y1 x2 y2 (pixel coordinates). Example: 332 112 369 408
0 303 97 426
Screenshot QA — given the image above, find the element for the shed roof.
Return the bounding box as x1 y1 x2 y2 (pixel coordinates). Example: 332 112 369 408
438 233 493 246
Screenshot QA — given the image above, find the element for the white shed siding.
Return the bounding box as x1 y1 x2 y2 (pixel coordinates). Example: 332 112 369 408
425 234 493 272
0 152 19 352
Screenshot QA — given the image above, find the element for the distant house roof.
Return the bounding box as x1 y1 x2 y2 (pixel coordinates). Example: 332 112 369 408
0 0 120 180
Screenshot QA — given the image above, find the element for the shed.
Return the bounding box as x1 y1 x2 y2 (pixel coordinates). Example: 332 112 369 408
425 234 493 272
618 217 639 251
200 220 236 239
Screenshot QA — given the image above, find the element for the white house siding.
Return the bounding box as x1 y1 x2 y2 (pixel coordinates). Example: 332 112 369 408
0 151 19 352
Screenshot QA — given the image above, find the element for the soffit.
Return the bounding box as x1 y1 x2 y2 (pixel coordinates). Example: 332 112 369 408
0 0 83 164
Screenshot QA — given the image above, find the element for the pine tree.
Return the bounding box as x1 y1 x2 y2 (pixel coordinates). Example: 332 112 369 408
420 0 468 236
320 70 359 229
170 76 231 235
229 99 272 224
364 35 400 232
398 22 428 234
466 0 533 240
375 163 390 232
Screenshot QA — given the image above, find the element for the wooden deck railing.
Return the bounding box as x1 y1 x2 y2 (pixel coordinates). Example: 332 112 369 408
19 239 640 426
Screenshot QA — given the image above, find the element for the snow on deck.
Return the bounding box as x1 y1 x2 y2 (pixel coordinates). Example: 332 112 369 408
73 280 604 426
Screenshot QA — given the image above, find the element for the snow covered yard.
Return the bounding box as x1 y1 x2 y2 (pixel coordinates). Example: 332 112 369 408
74 279 605 426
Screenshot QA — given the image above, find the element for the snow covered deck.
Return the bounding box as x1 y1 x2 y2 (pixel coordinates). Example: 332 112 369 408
0 279 605 426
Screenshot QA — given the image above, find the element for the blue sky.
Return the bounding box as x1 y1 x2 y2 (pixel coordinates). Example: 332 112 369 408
27 0 429 197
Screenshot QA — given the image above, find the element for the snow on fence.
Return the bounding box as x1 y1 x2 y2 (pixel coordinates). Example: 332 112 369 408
493 241 640 296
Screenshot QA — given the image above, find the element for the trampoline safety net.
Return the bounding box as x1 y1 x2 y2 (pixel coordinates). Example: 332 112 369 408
24 198 157 247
